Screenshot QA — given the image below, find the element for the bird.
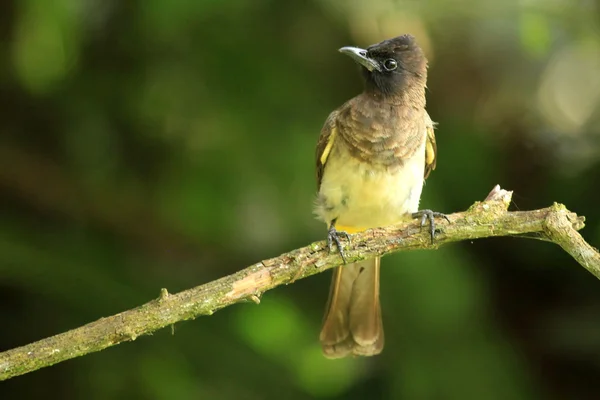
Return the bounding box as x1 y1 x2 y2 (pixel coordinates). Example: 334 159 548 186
314 34 442 358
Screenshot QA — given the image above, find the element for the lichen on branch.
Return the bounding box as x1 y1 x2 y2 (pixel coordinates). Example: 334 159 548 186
0 185 597 381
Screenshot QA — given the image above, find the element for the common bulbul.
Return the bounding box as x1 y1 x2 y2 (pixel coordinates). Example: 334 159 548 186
314 34 441 358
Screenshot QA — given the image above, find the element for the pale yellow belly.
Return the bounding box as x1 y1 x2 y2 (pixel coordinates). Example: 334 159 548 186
315 143 426 232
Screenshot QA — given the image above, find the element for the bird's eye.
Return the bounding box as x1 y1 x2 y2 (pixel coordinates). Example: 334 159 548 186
383 59 397 71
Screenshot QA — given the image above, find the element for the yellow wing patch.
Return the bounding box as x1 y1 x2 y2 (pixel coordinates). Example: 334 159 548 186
320 127 337 166
425 137 435 165
424 124 437 179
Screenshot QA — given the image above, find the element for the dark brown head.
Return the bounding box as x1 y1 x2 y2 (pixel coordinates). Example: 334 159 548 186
339 34 428 97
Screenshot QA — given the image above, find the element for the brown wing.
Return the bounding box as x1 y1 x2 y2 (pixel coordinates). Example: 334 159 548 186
315 110 339 189
424 112 437 179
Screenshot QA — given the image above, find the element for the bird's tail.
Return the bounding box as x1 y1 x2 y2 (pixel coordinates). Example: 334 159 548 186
319 257 384 358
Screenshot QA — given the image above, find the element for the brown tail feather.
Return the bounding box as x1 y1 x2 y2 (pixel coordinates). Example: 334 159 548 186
319 257 384 358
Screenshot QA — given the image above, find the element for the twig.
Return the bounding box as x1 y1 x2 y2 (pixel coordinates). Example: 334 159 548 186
0 186 597 381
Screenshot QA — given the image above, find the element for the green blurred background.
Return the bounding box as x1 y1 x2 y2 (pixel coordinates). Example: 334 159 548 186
2 0 600 399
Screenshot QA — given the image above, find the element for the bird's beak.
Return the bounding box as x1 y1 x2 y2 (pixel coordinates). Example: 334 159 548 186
338 46 381 72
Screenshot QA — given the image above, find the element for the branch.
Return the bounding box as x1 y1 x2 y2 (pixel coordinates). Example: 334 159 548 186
1 186 598 381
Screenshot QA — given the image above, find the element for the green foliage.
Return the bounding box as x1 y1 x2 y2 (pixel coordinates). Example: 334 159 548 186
1 0 600 399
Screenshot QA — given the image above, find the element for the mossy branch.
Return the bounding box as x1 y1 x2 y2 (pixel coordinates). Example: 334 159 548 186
1 185 598 381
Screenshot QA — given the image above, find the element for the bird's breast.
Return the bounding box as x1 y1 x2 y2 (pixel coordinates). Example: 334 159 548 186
315 140 426 231
337 102 425 169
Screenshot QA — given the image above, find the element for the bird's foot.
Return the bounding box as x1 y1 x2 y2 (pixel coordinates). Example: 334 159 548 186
327 224 351 263
411 209 450 244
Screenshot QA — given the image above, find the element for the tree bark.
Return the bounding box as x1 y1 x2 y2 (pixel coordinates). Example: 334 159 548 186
0 186 597 381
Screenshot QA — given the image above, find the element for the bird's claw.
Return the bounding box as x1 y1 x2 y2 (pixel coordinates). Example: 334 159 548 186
411 209 449 244
327 225 350 263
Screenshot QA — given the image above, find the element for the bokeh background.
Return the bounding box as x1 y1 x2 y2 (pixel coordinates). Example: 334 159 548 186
2 0 600 399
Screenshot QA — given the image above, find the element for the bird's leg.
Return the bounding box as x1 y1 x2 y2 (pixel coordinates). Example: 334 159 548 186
327 219 350 263
291 221 350 283
411 210 450 244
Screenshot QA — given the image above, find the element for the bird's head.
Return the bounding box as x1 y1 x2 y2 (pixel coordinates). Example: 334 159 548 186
339 34 428 97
